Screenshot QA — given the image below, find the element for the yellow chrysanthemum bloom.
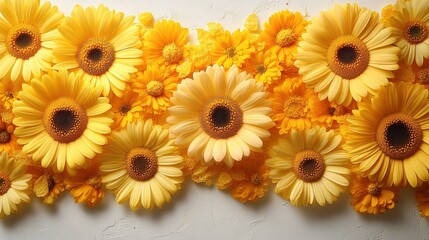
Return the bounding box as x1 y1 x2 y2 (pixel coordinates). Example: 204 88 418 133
244 51 283 86
53 5 143 97
345 82 429 187
387 0 429 66
212 30 255 68
183 156 224 186
270 77 330 134
13 70 113 172
0 151 32 218
0 0 63 82
0 119 19 154
132 64 179 115
350 175 398 214
138 12 154 28
65 160 104 207
267 127 350 206
197 22 225 49
29 166 65 205
110 88 143 130
416 182 429 219
143 20 188 69
261 10 308 68
100 121 183 210
295 4 399 105
244 14 259 33
167 65 274 167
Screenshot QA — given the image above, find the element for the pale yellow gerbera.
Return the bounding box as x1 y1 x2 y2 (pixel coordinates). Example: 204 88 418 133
267 127 350 206
143 20 188 69
99 120 183 210
211 30 255 69
345 82 429 187
53 5 143 97
387 0 429 66
13 70 113 172
0 151 32 218
0 0 63 82
132 64 179 115
295 4 399 105
261 10 308 68
167 65 274 167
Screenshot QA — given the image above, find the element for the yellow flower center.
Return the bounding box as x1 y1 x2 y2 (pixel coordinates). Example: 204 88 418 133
256 64 267 74
6 23 42 60
200 97 243 139
327 36 370 79
77 38 115 76
250 173 263 185
367 183 381 196
0 130 11 144
146 80 164 97
376 113 422 159
43 97 88 143
293 150 325 183
403 21 428 44
226 47 236 58
0 172 11 195
275 28 297 47
283 96 307 118
162 43 183 63
416 68 429 85
126 148 158 181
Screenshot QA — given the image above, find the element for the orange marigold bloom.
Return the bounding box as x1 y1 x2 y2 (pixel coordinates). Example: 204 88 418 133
0 79 21 110
244 51 283 87
270 77 330 134
260 10 308 68
65 161 104 207
110 87 143 130
0 118 19 154
416 182 429 219
350 175 398 214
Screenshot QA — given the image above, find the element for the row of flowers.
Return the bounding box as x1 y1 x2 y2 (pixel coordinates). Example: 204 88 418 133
0 0 429 219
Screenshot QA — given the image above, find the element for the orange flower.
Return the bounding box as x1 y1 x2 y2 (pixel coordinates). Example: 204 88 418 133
350 175 398 214
416 182 429 219
65 161 104 207
211 30 255 68
28 164 66 204
183 156 225 186
109 87 143 130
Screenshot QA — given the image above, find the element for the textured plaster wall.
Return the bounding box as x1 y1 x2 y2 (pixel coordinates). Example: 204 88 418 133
1 0 429 239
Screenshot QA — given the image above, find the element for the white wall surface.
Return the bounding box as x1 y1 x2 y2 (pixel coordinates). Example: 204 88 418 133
3 0 429 240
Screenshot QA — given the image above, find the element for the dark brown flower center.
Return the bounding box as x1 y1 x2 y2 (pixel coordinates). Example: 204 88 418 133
293 150 325 182
376 113 422 159
126 148 158 181
77 38 115 76
0 173 11 195
403 21 428 44
120 104 132 115
200 97 243 139
6 24 42 59
0 130 11 144
43 97 88 143
416 68 429 85
367 183 381 196
327 36 370 79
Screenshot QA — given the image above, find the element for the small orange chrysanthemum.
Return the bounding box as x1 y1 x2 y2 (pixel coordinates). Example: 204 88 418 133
110 87 143 130
244 51 283 87
350 175 398 214
211 30 255 68
0 119 19 154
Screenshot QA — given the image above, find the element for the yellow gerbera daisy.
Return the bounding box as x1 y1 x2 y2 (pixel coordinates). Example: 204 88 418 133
143 20 188 69
99 121 183 210
53 5 143 97
0 0 63 82
295 4 399 105
387 0 429 66
267 127 350 206
13 70 113 172
270 77 330 134
260 10 308 68
416 182 429 219
167 65 274 167
132 64 179 115
211 30 255 68
244 51 283 87
350 174 398 214
0 151 32 218
345 82 429 187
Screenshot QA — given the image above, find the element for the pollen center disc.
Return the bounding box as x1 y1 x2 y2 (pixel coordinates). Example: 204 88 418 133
200 96 243 139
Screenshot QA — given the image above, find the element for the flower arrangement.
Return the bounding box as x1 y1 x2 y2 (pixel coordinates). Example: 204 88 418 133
0 0 428 219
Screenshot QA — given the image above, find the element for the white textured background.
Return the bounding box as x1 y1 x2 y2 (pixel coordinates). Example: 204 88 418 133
2 0 429 239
